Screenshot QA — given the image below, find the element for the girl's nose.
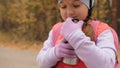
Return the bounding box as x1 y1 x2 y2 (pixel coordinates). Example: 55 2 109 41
67 8 75 18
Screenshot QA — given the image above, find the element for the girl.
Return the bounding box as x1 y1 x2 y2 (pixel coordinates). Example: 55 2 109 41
36 0 119 68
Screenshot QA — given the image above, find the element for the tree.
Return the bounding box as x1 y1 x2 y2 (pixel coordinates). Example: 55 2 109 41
92 0 112 24
111 0 117 30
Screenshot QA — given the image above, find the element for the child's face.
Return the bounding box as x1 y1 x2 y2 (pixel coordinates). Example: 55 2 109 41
59 0 88 21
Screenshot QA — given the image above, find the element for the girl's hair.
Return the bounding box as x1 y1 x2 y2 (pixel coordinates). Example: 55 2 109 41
82 21 94 41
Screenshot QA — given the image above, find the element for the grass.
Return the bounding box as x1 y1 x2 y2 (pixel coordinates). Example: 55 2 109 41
0 30 43 52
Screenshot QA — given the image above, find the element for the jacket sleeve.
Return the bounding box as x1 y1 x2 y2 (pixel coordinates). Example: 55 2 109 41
67 29 116 68
36 30 60 68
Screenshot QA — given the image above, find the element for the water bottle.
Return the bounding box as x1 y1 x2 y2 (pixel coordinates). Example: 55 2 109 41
62 41 78 65
63 57 78 65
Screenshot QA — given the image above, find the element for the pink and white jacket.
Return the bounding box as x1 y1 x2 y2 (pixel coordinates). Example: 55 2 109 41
36 20 118 68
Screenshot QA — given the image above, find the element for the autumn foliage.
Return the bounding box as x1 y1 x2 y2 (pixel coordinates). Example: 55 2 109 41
0 0 60 42
0 0 119 42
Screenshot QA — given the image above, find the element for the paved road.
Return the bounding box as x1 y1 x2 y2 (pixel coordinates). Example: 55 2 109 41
0 47 39 68
0 47 119 68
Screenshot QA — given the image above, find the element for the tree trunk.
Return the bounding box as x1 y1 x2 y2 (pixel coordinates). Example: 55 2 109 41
116 0 120 39
111 0 117 31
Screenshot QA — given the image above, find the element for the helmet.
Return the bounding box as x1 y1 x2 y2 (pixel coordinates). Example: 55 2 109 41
57 0 94 9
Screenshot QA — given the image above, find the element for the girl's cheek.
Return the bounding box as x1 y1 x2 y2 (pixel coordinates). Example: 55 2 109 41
60 11 66 20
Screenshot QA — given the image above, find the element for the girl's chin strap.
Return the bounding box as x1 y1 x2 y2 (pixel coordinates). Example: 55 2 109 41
84 0 93 26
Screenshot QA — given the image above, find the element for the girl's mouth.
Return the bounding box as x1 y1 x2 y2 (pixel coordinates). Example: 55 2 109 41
72 18 79 23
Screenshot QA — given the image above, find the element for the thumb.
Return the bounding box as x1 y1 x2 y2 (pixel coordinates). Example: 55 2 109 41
77 20 84 28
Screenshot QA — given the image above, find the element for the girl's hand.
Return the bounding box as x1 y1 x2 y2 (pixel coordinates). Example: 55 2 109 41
61 17 84 40
54 39 76 59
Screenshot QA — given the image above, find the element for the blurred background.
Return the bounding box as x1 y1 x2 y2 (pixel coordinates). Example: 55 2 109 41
0 0 120 44
0 0 119 68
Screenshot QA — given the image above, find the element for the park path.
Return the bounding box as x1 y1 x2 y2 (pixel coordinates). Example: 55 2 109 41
0 47 39 68
0 47 119 68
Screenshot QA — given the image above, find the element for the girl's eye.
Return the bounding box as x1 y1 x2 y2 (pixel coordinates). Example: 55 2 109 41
60 5 66 9
73 5 80 8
